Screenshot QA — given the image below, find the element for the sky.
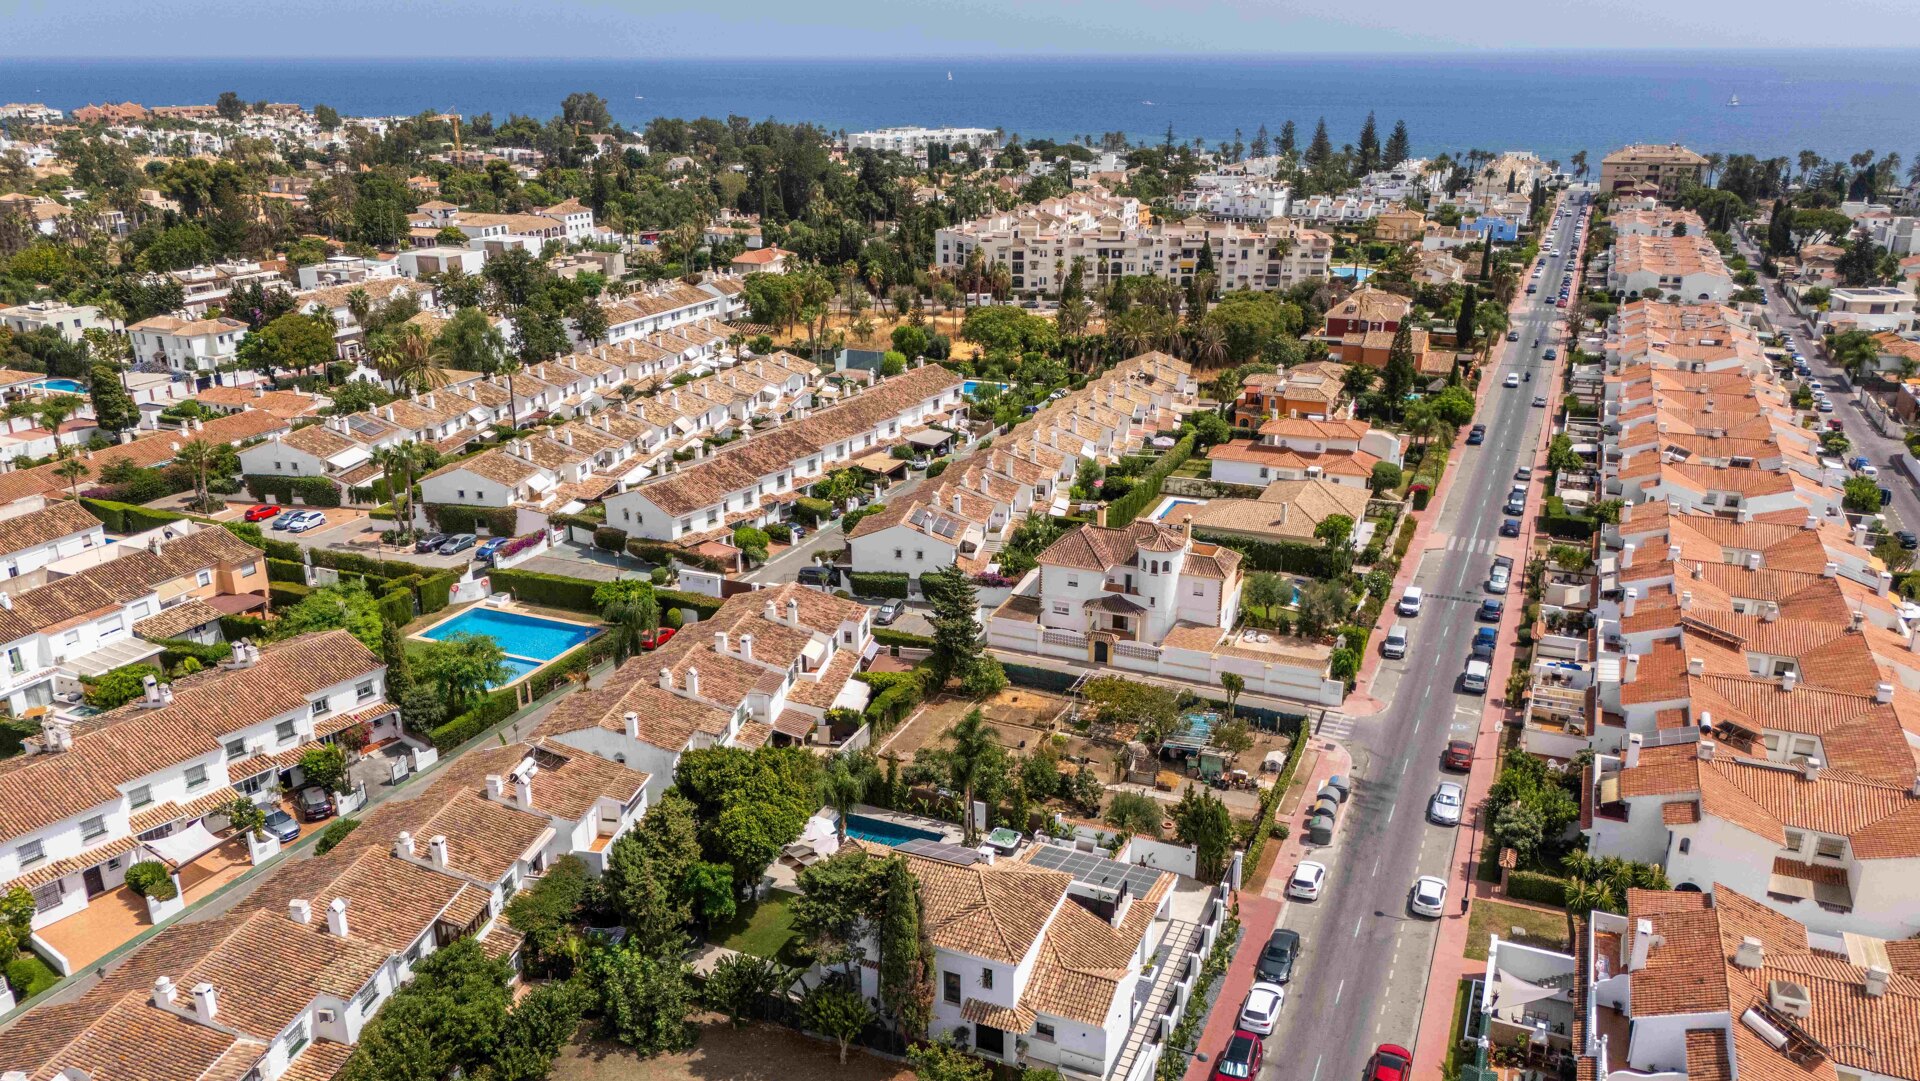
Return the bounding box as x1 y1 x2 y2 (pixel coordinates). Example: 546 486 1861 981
8 0 1920 56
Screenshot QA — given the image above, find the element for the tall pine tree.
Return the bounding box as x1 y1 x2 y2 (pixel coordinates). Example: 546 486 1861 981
1383 119 1411 168
1306 118 1333 175
1250 123 1270 160
1455 285 1478 352
1278 119 1297 158
1357 111 1380 174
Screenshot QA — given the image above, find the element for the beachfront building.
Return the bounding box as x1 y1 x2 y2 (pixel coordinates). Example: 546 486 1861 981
1599 143 1710 198
848 126 999 153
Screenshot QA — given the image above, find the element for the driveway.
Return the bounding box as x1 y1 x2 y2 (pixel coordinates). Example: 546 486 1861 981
274 513 475 571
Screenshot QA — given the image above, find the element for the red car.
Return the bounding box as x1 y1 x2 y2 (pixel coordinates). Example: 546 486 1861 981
1367 1044 1412 1081
1442 740 1474 771
1209 1030 1262 1081
639 627 677 651
243 504 280 523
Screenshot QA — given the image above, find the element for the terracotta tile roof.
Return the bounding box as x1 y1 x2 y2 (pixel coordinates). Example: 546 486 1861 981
1021 870 1172 1025
280 1040 354 1081
961 998 1036 1032
893 844 1068 963
0 991 261 1081
132 597 228 640
434 739 648 823
731 720 773 749
0 500 101 557
0 630 381 842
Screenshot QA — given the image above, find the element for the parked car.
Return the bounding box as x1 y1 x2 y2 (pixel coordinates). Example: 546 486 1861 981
1899 531 1919 550
1395 586 1423 617
1442 740 1474 770
1543 348 1557 360
1504 492 1527 515
1287 861 1328 901
437 533 477 555
639 627 677 651
262 808 301 844
797 566 834 588
1428 782 1464 826
1514 466 1532 482
1238 983 1286 1036
270 510 303 530
1367 1044 1414 1081
1465 425 1486 446
1462 658 1491 694
474 537 508 564
1255 928 1300 984
282 510 327 534
1471 627 1498 659
1477 598 1504 622
1410 875 1449 917
294 786 334 822
1210 1030 1263 1081
1532 394 1548 408
875 598 905 625
244 504 280 523
1380 623 1408 659
414 532 448 554
1486 566 1510 594
1499 518 1522 537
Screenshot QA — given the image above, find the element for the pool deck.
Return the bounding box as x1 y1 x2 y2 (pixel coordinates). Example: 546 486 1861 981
848 804 963 844
1148 495 1208 522
409 600 603 688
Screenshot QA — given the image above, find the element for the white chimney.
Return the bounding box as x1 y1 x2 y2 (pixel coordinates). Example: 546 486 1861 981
658 667 673 690
1822 561 1837 578
1762 602 1780 623
952 492 963 514
786 597 799 625
739 633 753 662
289 898 312 925
1621 542 1635 568
1878 681 1895 704
764 598 778 622
153 975 177 1009
394 831 414 858
1692 562 1704 580
325 897 350 937
514 770 533 809
0 592 11 611
1854 520 1869 547
1880 570 1893 596
1733 937 1765 970
714 630 729 654
1800 757 1823 782
1803 514 1819 531
143 674 161 703
1747 551 1762 571
485 774 505 801
1667 544 1682 563
1624 653 1641 683
1687 656 1704 677
1781 669 1798 692
190 982 219 1021
624 711 640 738
1622 588 1638 617
1624 732 1643 769
427 835 449 868
159 683 173 706
1697 739 1716 761
1866 965 1891 998
1629 919 1656 971
686 667 700 697
1679 590 1693 610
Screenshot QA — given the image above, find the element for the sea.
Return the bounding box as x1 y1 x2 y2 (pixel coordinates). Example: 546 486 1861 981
5 52 1919 164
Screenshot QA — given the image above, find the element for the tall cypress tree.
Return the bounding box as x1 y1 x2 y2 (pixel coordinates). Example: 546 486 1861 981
1306 118 1333 174
1455 285 1478 352
1278 120 1297 158
1383 120 1411 168
1357 111 1380 174
878 857 934 1040
1382 322 1417 413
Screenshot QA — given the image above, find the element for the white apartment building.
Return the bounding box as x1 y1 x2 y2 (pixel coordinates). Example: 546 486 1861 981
0 301 111 342
848 126 998 153
127 314 248 384
1606 233 1734 302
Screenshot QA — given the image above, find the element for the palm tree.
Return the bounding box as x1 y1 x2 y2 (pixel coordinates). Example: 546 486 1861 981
943 708 996 846
819 755 874 840
375 323 450 394
1186 320 1227 368
53 456 89 500
345 288 372 330
173 439 219 512
34 393 84 436
601 589 659 664
377 441 426 532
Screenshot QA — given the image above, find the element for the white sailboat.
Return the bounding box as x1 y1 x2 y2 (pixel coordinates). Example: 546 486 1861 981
1727 93 1740 107
947 71 952 81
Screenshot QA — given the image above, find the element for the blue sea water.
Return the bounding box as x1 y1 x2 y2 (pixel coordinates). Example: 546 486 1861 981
5 52 1918 162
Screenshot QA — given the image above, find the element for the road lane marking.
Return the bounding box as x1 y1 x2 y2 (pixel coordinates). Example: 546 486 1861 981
1335 979 1345 1005
1387 803 1396 824
1373 854 1382 877
1353 916 1364 939
1312 1055 1323 1081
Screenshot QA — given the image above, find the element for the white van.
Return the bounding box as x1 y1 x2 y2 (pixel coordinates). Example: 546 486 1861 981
1396 586 1424 617
1462 659 1491 694
1381 623 1409 659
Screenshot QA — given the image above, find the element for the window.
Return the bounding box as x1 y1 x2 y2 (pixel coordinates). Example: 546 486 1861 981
1193 584 1204 596
1678 837 1691 854
6 648 20 675
128 784 152 809
226 738 247 760
185 764 208 790
1035 1022 1056 1042
356 680 376 703
276 720 297 744
81 815 107 841
894 549 903 560
285 1019 309 1056
17 839 44 866
1052 603 1069 615
195 570 212 588
914 550 924 561
240 563 256 578
980 967 993 990
1067 578 1079 589
1815 837 1846 860
943 971 961 1004
30 880 63 912
1783 830 1805 853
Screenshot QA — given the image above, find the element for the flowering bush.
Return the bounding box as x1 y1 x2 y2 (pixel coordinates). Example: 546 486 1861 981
499 532 544 559
971 572 1016 588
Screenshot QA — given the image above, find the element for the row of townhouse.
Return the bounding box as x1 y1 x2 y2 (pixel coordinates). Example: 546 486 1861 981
0 707 650 1079
0 406 293 504
1206 414 1405 491
406 196 601 251
1605 298 1772 375
605 361 966 545
932 188 1332 296
1605 232 1735 302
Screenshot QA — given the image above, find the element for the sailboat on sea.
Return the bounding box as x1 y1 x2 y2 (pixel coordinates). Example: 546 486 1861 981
1727 93 1740 107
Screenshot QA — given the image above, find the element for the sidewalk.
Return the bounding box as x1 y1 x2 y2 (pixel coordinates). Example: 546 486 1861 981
1178 891 1282 1081
1408 199 1589 1080
1259 737 1353 900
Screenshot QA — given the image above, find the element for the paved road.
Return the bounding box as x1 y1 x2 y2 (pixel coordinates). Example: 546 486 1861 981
1255 201 1586 1081
1732 229 1918 535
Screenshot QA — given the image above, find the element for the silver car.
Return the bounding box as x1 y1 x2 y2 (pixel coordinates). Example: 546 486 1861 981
1428 782 1464 826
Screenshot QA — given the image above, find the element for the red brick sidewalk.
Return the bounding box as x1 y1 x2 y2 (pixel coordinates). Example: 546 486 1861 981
1260 737 1353 899
1179 891 1282 1081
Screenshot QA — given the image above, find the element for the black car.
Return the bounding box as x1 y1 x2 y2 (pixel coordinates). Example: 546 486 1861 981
797 566 834 588
1499 518 1522 537
1900 531 1919 550
1465 425 1486 446
1255 928 1300 984
414 532 447 553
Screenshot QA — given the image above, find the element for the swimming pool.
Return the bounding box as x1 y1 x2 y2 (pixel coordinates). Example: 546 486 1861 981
961 379 1009 397
1330 267 1375 283
1154 498 1202 521
415 608 600 687
844 813 944 847
32 378 86 394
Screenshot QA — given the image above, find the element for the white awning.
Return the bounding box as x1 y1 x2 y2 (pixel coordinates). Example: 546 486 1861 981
830 679 871 713
61 637 165 678
144 822 224 868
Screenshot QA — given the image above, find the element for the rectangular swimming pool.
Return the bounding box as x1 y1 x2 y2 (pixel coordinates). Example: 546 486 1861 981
32 378 87 394
843 813 943 847
415 608 600 687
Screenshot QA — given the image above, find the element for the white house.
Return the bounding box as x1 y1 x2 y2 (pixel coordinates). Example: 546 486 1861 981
1207 416 1403 490
0 500 107 585
128 314 248 386
0 301 111 342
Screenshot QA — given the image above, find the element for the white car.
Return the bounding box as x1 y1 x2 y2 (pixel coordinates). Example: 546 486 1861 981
282 510 327 534
1396 586 1424 617
1239 982 1286 1035
1486 568 1511 595
1288 861 1328 901
1503 372 1520 388
1411 875 1449 918
1428 782 1464 826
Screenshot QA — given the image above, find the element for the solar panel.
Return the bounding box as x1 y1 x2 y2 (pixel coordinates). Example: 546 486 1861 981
1027 842 1167 895
345 414 386 438
898 837 982 866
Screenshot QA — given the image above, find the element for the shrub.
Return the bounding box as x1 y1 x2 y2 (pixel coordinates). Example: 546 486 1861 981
763 522 792 543
1506 870 1571 907
593 525 628 552
314 817 361 855
124 861 177 901
792 496 833 526
269 581 314 610
1106 433 1197 526
242 474 342 508
925 458 950 478
424 503 518 536
5 954 58 999
873 627 934 649
488 568 599 612
850 571 910 598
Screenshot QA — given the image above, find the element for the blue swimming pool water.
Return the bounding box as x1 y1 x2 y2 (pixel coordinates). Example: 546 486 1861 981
1330 267 1375 283
1154 498 1201 521
32 378 86 394
844 813 943 847
962 380 1008 397
420 608 599 662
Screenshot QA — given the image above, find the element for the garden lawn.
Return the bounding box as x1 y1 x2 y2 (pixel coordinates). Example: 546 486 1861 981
712 891 801 960
1463 900 1570 962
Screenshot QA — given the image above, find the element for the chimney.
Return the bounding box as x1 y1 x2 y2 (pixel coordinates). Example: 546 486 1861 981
1624 732 1643 769
1622 588 1638 617
1866 965 1891 998
1854 520 1869 547
159 683 173 706
190 982 219 1021
764 598 778 622
1762 601 1780 622
254 384 264 398
1679 590 1693 610
514 770 533 809
485 775 505 801
394 831 414 858
0 592 10 611
1747 551 1762 571
659 667 673 690
1823 561 1837 578
153 975 177 1009
1621 543 1635 568
1668 543 1682 563
1697 738 1716 761
738 633 753 662
143 674 161 703
325 897 350 937
1624 653 1641 683
686 667 700 697
786 597 799 626
1692 562 1704 579
1687 656 1704 677
1781 669 1798 692
1879 681 1896 703
1733 937 1765 970
714 630 729 655
1629 919 1656 971
427 835 449 868
289 898 312 925
1880 570 1893 597
951 492 962 514
1800 757 1824 782
1803 514 1819 531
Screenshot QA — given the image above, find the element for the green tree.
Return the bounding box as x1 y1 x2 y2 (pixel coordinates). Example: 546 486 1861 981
942 709 998 845
87 364 139 434
732 525 770 563
1381 321 1417 415
503 854 591 973
921 563 986 689
238 312 335 386
413 632 510 716
802 981 876 1064
589 945 695 1055
215 91 245 121
1083 676 1187 745
702 953 788 1026
1492 799 1548 865
340 939 513 1081
1843 475 1885 514
1218 672 1245 720
297 743 349 793
1314 513 1354 551
603 790 704 956
1105 791 1165 837
1172 784 1234 881
909 1036 993 1081
877 855 935 1038
173 438 220 512
83 663 163 710
686 860 736 930
819 753 874 840
600 580 659 664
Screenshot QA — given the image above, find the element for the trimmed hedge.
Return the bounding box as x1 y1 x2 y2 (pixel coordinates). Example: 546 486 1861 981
268 581 312 610
153 637 233 670
657 587 722 621
266 557 307 584
592 526 627 552
377 586 415 628
5 954 58 1000
77 496 194 535
419 573 455 615
488 568 599 612
1506 870 1571 907
874 627 934 650
1107 432 1197 526
850 571 910 599
792 496 834 526
626 539 726 573
1193 531 1340 577
219 614 272 641
243 474 341 508
425 503 518 537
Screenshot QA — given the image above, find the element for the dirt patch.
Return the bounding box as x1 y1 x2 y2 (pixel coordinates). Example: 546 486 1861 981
554 1015 913 1081
876 688 1070 759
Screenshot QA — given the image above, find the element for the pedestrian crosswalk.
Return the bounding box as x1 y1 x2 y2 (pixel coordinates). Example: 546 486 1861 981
1444 535 1501 555
1317 710 1357 743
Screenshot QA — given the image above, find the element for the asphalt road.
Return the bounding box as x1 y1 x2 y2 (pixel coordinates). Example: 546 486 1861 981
1731 229 1919 535
1255 201 1587 1081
